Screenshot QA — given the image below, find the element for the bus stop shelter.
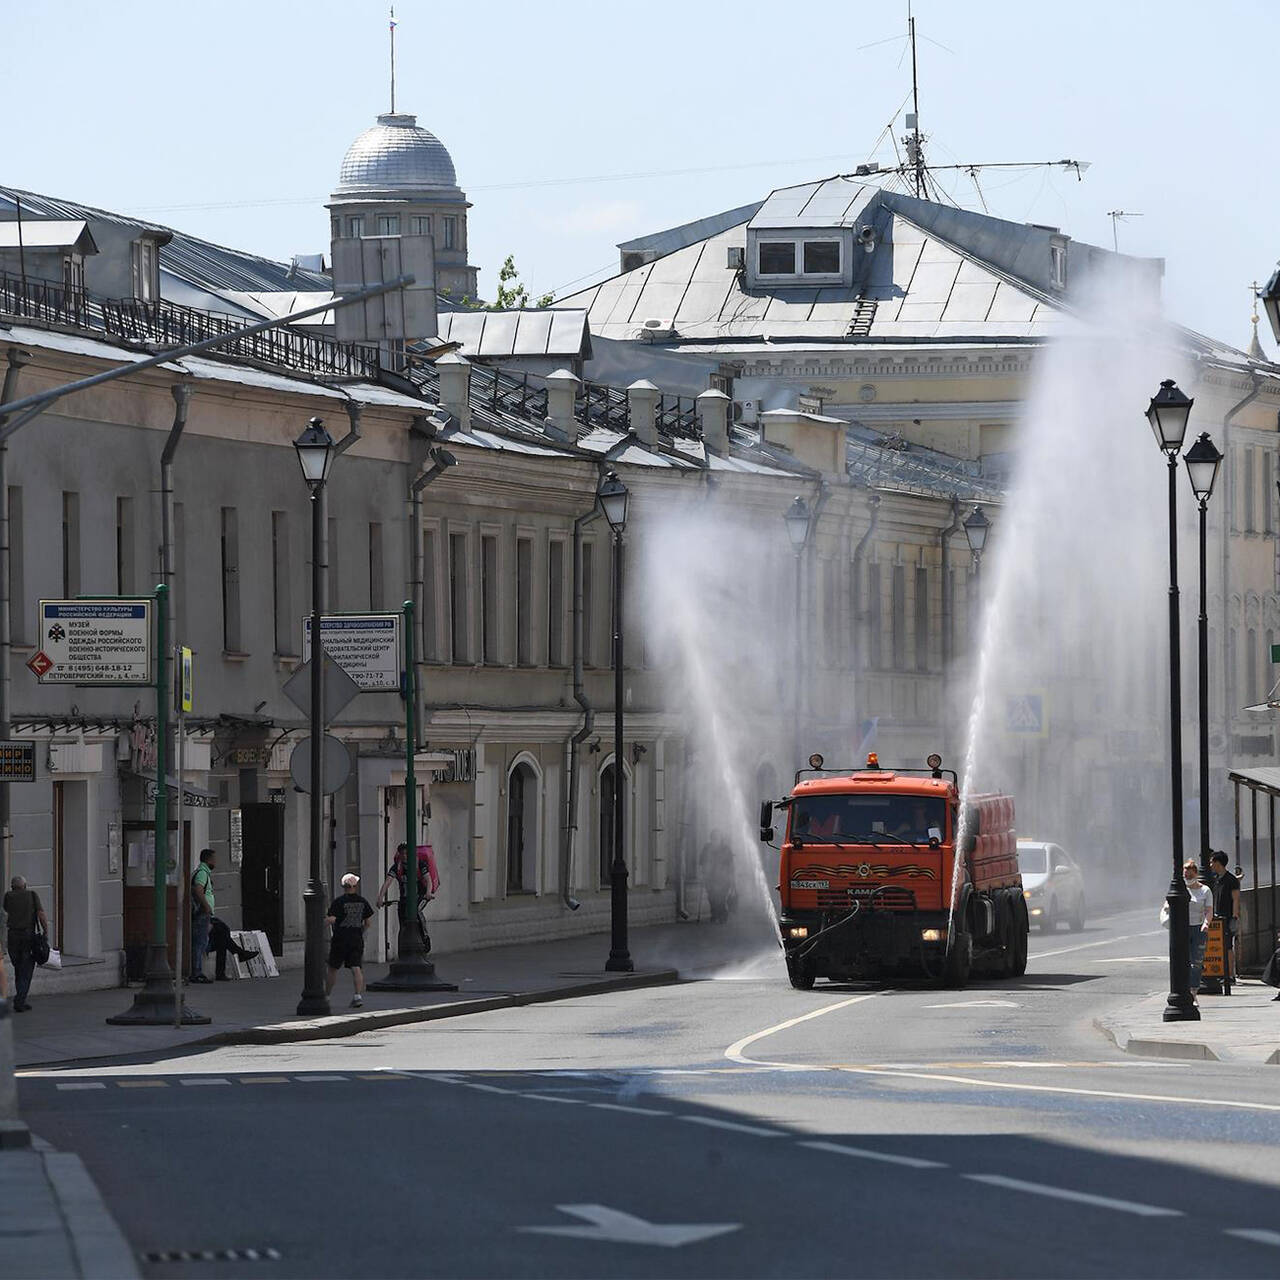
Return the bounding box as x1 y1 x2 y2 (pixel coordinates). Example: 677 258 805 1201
1227 767 1280 970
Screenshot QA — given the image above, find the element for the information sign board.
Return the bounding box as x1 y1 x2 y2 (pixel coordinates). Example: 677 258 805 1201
36 599 152 685
177 646 193 713
0 742 35 782
302 613 401 692
1202 918 1227 980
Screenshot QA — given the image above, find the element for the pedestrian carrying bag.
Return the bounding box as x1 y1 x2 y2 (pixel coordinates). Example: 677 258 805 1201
30 922 50 966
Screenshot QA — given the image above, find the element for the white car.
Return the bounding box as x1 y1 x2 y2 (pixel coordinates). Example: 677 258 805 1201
1017 840 1086 932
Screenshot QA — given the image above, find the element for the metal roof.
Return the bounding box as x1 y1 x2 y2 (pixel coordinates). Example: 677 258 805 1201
0 219 98 253
748 178 877 229
431 308 590 360
334 113 461 198
618 201 763 258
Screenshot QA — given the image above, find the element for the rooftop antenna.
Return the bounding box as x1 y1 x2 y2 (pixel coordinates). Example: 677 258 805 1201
906 7 926 197
1107 209 1142 252
389 5 397 113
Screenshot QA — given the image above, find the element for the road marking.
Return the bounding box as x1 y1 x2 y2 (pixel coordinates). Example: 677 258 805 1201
241 1076 289 1085
55 1082 105 1091
923 1000 1020 1009
303 1074 348 1082
116 1080 167 1089
1032 931 1162 960
519 1204 740 1248
800 1140 947 1169
357 1072 409 1080
520 1093 586 1104
459 1082 518 1095
1225 1228 1280 1248
724 993 881 1064
964 1173 1180 1217
588 1102 671 1117
1088 956 1167 964
180 1078 230 1086
680 1115 782 1137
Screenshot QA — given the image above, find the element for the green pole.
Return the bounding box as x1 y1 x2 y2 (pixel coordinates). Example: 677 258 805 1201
153 583 168 946
404 600 417 925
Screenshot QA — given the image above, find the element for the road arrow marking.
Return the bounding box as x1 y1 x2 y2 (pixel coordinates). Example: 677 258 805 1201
519 1205 741 1248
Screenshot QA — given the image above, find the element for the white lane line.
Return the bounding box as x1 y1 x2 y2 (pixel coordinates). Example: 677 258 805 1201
725 992 881 1064
1032 931 1162 961
964 1173 1180 1217
923 1000 1019 1009
1225 1228 1280 1248
800 1140 947 1169
304 1074 349 1082
55 1082 105 1091
519 1093 586 1104
1088 956 1167 964
180 1078 230 1087
680 1116 783 1138
589 1102 671 1118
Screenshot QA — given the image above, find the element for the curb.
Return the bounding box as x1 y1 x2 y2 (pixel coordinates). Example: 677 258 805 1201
43 1151 140 1279
1093 1016 1220 1061
22 968 681 1068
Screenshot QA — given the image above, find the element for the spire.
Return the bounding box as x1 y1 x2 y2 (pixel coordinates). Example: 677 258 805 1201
1249 280 1266 361
389 6 397 114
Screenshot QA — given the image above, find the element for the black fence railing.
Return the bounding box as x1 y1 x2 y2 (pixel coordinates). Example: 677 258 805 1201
576 380 630 433
656 393 699 438
467 364 549 421
0 272 98 330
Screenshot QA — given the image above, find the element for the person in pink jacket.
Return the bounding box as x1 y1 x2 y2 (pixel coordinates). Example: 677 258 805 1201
377 843 440 952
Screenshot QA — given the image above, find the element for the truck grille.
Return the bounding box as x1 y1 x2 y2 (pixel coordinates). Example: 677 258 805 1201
816 885 916 912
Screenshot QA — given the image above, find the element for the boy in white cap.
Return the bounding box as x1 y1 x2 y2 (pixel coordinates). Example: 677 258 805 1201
325 872 374 1007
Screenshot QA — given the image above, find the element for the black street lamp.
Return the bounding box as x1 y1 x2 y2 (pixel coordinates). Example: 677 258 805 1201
295 416 335 1017
1146 379 1199 1023
1260 264 1280 344
1185 431 1223 883
784 496 812 764
599 470 633 973
962 504 991 588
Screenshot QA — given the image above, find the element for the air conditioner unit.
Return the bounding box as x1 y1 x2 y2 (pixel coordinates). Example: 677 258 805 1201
640 318 676 341
733 399 761 425
726 245 745 270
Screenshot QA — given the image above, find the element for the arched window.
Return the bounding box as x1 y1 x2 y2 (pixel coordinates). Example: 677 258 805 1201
506 761 538 894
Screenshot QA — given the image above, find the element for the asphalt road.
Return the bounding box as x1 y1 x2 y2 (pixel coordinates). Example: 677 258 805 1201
19 908 1280 1279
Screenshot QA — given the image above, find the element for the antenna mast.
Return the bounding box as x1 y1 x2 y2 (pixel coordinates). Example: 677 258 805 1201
908 12 926 197
389 6 397 113
1107 209 1142 252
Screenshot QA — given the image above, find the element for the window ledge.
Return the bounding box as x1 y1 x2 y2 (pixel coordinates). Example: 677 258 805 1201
222 650 252 662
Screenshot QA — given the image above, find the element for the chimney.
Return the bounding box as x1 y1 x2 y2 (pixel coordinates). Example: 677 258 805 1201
627 379 660 447
435 352 471 431
544 368 580 442
697 389 731 453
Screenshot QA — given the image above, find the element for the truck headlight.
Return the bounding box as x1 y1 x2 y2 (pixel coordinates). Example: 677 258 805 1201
786 926 809 939
921 928 945 943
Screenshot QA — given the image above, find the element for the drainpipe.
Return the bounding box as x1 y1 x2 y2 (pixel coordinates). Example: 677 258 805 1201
561 495 603 911
1220 372 1264 761
0 348 30 933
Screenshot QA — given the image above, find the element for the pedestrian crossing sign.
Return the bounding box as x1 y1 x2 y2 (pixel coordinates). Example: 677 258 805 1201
1004 692 1048 737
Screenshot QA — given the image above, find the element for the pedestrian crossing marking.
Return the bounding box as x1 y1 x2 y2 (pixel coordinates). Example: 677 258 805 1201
116 1080 167 1088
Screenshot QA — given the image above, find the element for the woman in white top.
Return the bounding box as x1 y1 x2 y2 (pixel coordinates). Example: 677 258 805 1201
1182 860 1212 993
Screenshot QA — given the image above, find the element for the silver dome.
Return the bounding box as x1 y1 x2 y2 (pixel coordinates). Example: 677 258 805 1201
335 113 459 195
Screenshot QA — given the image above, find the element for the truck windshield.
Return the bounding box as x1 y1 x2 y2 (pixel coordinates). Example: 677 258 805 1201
791 795 947 844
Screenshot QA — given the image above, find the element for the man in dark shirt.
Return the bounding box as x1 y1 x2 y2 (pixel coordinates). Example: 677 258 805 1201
3 875 48 1012
1210 852 1241 984
325 873 373 1008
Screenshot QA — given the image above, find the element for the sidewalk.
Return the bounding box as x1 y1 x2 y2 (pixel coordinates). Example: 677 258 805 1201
1096 980 1280 1063
7 919 762 1070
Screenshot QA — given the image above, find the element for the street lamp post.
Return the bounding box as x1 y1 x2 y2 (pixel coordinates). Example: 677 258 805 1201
1147 379 1199 1023
599 471 633 973
962 505 990 582
295 417 335 1018
784 496 813 765
1185 432 1224 883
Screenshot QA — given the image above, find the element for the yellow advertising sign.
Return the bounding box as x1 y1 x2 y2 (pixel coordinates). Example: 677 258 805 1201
1202 918 1227 979
178 646 193 713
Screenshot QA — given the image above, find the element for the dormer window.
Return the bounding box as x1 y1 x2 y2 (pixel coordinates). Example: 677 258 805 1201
1049 237 1068 290
130 237 159 301
758 241 796 275
804 240 841 274
755 236 844 281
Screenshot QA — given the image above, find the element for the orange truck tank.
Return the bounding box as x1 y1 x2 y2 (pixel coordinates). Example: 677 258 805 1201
759 754 1029 989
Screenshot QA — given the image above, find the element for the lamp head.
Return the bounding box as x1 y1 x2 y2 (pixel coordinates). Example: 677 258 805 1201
1261 263 1280 346
1183 431 1223 504
597 470 628 531
294 416 336 488
783 495 812 550
1146 379 1194 454
962 505 990 555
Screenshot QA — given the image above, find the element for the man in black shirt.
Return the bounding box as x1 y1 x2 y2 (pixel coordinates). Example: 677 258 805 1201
325 873 374 1008
1210 851 1241 985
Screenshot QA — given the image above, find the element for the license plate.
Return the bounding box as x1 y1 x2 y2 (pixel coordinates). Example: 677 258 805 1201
791 879 830 890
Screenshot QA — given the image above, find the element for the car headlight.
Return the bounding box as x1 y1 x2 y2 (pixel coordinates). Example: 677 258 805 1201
921 927 945 943
786 926 809 939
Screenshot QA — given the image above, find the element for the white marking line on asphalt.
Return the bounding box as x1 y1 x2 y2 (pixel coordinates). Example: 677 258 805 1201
55 1082 105 1091
680 1116 782 1138
589 1102 671 1118
304 1074 349 1082
520 1093 586 1104
458 1082 518 1095
180 1078 230 1086
964 1173 1180 1218
800 1140 947 1169
1226 1229 1280 1248
923 1000 1019 1009
1087 957 1167 963
1032 930 1162 961
724 992 881 1064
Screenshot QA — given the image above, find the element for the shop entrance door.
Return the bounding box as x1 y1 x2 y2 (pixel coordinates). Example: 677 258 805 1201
240 803 283 955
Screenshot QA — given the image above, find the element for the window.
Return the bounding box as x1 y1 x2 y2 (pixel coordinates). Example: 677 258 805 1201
63 255 84 296
327 517 339 610
331 217 341 240
481 534 499 664
422 528 439 662
891 564 906 669
582 542 595 666
61 492 79 598
347 215 364 238
1050 242 1067 289
758 241 795 275
377 214 400 236
915 565 930 671
115 497 134 595
220 507 241 651
1248 627 1259 703
442 217 457 249
867 562 882 667
449 532 469 663
271 512 291 654
7 486 23 645
506 762 537 894
547 538 566 666
803 240 841 274
410 215 432 236
516 537 533 666
130 239 158 300
1245 447 1256 532
368 522 384 611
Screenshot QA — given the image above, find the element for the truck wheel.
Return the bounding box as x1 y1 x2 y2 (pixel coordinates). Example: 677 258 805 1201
999 898 1018 978
941 930 972 988
786 956 816 990
1010 901 1029 976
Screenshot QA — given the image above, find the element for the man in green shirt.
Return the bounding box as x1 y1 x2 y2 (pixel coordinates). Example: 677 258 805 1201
190 849 215 984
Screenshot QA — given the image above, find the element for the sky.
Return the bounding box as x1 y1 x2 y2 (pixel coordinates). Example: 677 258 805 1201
5 0 1277 352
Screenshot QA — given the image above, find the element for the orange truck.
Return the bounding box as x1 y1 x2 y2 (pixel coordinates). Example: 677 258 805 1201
759 753 1028 989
